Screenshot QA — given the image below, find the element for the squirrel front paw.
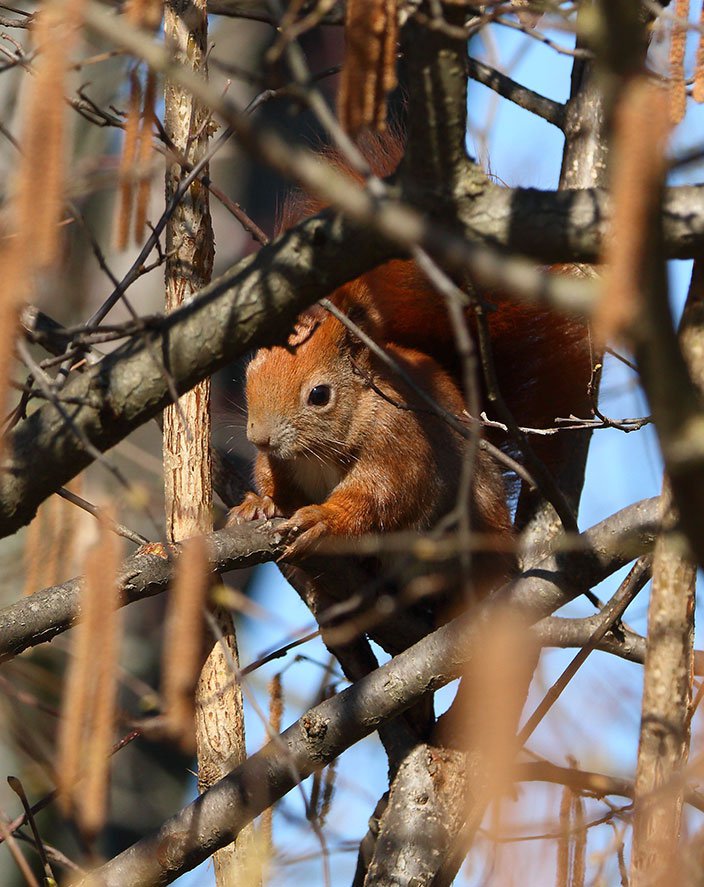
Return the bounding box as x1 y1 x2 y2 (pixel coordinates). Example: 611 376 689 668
227 492 282 525
278 505 331 559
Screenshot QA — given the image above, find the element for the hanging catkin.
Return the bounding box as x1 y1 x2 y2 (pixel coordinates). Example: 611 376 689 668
338 0 398 135
693 1 704 102
670 0 690 123
114 0 162 248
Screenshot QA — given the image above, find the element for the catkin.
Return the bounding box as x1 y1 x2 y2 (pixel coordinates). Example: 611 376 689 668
161 535 209 751
56 512 122 839
338 0 398 135
669 0 689 123
597 81 671 344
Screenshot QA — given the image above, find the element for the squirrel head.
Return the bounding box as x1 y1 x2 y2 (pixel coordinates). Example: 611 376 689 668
245 297 377 463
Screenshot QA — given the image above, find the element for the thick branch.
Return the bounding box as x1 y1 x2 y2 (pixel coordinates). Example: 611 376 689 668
631 499 695 886
362 744 466 887
0 498 660 663
631 262 704 884
0 522 284 662
400 2 475 197
630 151 704 573
455 181 704 267
534 615 648 667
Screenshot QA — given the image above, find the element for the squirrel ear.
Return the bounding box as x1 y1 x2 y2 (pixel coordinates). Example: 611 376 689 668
340 302 380 356
346 303 370 333
288 303 327 347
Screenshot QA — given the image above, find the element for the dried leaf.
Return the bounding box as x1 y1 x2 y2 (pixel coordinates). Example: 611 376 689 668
468 613 535 799
572 791 585 887
16 0 82 269
80 527 121 838
556 764 586 887
134 70 157 240
114 72 142 251
24 481 81 594
124 0 163 30
556 784 571 887
114 0 162 248
260 672 283 854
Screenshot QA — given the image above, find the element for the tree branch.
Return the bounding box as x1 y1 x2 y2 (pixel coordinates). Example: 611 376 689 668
515 761 704 814
80 0 704 271
0 522 284 662
0 495 660 662
467 57 566 129
400 2 476 197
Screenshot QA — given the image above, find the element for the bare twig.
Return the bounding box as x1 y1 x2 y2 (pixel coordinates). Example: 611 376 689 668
57 487 149 546
467 56 566 128
7 778 55 885
518 556 652 746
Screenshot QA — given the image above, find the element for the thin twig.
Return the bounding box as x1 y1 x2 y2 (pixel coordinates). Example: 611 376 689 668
57 487 150 546
517 556 652 746
14 340 133 494
7 778 55 884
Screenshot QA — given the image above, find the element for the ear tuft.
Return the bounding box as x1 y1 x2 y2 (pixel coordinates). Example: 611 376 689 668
346 303 369 330
340 303 374 361
288 303 327 347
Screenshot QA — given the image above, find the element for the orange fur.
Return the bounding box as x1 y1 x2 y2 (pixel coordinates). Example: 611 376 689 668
231 294 511 559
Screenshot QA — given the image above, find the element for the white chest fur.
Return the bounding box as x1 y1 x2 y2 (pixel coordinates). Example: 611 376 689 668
289 456 344 503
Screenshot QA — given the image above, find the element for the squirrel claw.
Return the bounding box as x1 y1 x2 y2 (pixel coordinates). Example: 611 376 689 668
227 493 281 525
278 506 329 559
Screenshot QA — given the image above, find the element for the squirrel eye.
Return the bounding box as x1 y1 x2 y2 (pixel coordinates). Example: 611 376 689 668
308 384 331 407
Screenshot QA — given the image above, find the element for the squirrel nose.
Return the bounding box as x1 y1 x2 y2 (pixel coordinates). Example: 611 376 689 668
247 420 272 450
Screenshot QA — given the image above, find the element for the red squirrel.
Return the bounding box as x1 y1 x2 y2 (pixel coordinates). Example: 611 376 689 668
228 133 592 572
231 294 512 561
